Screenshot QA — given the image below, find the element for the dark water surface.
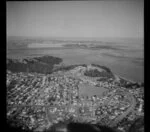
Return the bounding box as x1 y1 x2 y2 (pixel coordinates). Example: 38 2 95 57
7 46 144 83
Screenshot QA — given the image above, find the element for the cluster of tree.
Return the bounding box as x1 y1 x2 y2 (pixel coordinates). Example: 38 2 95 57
7 56 62 74
128 117 144 132
6 118 34 132
119 78 142 89
84 69 114 78
96 78 108 82
91 64 112 74
54 64 87 72
33 55 62 65
119 78 128 86
47 96 56 105
7 80 18 90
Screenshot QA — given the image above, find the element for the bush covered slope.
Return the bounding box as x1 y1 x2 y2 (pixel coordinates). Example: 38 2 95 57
7 56 62 74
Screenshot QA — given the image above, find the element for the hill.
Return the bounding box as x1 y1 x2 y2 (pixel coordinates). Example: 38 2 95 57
7 55 62 74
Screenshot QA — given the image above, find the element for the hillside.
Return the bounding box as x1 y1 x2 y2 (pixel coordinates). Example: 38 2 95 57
7 55 63 74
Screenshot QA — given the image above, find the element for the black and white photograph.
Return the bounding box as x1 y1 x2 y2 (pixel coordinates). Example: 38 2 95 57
6 1 144 132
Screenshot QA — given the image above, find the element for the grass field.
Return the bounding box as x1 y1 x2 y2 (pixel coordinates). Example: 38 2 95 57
79 82 107 97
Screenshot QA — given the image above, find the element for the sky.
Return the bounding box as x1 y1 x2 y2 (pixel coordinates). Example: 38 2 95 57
7 0 143 39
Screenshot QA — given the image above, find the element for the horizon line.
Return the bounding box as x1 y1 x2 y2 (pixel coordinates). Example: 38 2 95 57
7 35 143 39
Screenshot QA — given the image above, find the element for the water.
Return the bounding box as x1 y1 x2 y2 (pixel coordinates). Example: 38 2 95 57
7 39 144 82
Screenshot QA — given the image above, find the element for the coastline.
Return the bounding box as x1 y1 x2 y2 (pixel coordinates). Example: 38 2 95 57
116 74 136 83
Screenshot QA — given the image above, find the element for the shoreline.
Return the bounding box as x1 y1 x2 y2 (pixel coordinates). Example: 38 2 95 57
6 55 142 83
116 74 136 83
